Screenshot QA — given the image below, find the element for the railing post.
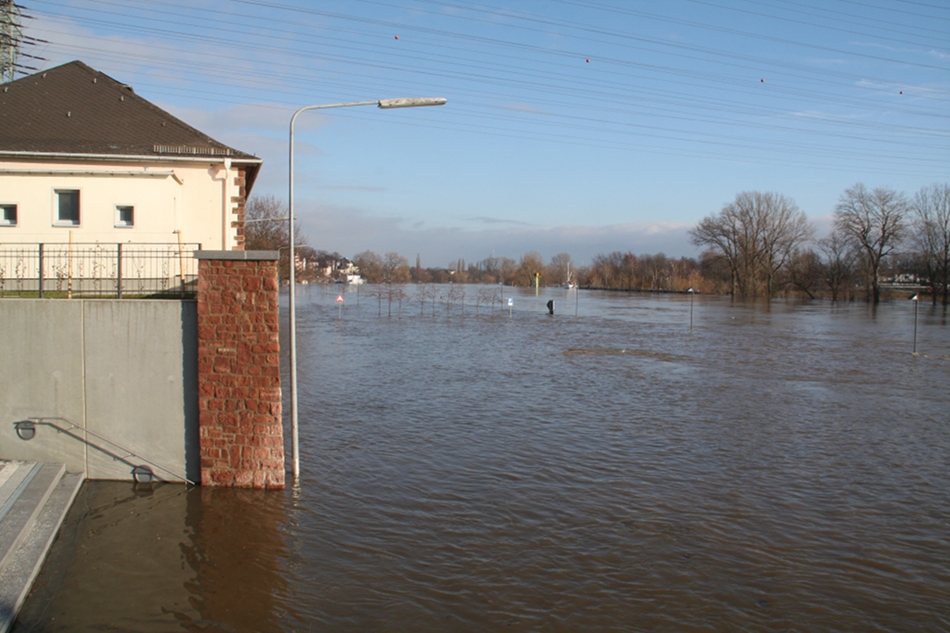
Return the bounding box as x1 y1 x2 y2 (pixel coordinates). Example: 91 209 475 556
117 243 123 299
38 243 44 298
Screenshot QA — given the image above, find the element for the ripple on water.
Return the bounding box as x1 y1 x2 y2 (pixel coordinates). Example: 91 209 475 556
17 288 950 632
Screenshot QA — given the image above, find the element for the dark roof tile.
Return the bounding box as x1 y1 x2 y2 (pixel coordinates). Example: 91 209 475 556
0 61 259 162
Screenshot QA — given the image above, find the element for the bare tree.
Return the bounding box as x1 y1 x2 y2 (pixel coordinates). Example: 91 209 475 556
696 250 734 295
353 250 384 284
472 255 502 284
475 286 493 315
387 284 407 318
834 184 908 303
817 230 857 302
364 283 385 316
416 283 436 315
912 183 950 305
447 284 466 316
244 195 308 281
643 253 669 291
691 203 746 296
245 195 286 250
498 257 518 285
756 193 814 297
411 261 431 283
589 252 620 289
621 252 641 289
670 256 697 292
382 252 410 284
548 252 573 286
784 248 822 299
691 191 812 297
511 251 545 287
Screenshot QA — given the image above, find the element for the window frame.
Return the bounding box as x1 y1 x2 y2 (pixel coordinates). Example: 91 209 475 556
115 204 135 228
53 189 81 227
0 203 16 227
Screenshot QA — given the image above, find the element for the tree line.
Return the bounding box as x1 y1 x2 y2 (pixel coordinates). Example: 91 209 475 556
691 183 949 304
245 182 950 305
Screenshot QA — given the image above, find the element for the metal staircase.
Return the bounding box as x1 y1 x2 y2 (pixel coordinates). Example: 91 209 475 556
0 461 83 633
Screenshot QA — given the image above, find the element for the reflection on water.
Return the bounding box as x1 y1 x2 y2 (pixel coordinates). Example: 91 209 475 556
15 483 290 632
16 287 950 631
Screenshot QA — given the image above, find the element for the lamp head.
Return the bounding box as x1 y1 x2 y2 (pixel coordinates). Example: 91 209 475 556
132 465 154 484
378 97 447 109
14 420 36 441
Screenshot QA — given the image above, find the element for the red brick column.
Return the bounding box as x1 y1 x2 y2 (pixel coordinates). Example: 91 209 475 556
195 251 284 489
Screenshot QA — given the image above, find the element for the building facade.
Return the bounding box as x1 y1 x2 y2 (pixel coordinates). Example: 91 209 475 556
0 61 261 251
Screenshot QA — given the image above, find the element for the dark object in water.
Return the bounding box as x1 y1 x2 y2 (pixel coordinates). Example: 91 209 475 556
547 300 555 315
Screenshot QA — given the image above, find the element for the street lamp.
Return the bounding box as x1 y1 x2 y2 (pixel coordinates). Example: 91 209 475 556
287 97 447 479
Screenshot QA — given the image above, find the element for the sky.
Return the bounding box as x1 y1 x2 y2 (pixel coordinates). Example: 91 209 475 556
13 0 950 268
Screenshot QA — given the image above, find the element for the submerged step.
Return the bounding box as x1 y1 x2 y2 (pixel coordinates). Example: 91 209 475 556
0 463 81 633
0 463 63 572
0 462 41 526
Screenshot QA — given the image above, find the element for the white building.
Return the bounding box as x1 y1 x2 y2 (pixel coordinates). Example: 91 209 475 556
0 61 262 251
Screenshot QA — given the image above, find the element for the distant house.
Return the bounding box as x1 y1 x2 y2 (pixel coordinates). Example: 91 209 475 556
0 61 261 250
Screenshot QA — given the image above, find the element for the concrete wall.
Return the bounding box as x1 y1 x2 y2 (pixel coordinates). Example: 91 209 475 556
0 298 198 482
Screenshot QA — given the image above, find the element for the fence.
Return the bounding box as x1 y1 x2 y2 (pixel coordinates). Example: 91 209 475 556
0 242 201 298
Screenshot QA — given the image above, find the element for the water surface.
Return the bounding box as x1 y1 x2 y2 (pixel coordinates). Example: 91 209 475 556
16 287 950 632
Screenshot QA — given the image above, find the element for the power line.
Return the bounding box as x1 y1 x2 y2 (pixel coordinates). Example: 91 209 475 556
19 0 950 177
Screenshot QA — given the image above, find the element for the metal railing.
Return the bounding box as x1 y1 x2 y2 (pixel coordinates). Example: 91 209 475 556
0 242 201 298
13 417 195 485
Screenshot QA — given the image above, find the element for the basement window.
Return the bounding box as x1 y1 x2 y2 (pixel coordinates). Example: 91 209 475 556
115 205 134 228
55 189 80 226
0 204 16 226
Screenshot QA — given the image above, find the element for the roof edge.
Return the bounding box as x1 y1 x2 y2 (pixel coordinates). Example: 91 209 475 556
0 150 262 164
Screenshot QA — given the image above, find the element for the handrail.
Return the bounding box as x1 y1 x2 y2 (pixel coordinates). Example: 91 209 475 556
15 417 195 485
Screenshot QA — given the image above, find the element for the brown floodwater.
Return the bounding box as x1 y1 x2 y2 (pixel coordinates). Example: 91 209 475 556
14 287 950 632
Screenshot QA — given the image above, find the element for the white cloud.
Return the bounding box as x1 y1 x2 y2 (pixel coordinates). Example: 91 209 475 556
502 102 552 116
465 216 532 226
161 103 287 134
295 201 697 266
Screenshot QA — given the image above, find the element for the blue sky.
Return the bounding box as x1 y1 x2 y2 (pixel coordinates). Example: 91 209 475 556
19 0 950 267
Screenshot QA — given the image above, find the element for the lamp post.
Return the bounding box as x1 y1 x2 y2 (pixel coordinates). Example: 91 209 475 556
288 97 447 479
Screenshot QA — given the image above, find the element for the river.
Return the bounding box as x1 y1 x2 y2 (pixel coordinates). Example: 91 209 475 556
14 286 950 632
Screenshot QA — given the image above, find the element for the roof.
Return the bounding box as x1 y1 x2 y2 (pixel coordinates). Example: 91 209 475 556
0 61 261 187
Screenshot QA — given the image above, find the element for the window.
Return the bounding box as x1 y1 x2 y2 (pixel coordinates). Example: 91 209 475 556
115 205 134 228
0 204 16 226
55 190 80 226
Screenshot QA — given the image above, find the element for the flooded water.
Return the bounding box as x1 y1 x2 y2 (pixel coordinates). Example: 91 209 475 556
15 286 950 632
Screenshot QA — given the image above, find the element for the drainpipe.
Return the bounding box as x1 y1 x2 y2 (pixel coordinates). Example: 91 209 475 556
222 158 232 250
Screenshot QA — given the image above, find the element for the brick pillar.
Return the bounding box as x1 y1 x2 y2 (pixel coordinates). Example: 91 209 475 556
195 251 284 489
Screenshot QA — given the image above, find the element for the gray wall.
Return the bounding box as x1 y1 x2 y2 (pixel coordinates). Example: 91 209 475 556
0 299 198 483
